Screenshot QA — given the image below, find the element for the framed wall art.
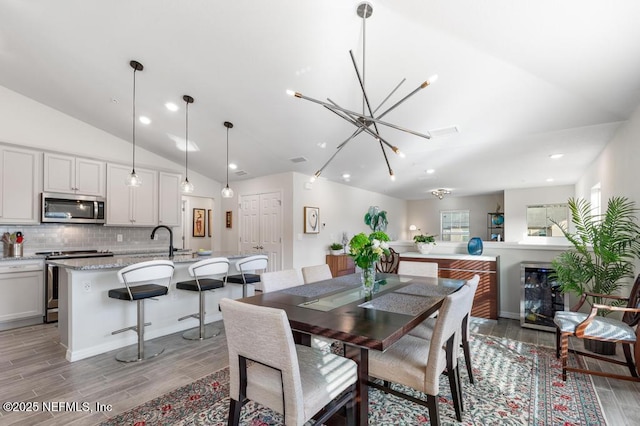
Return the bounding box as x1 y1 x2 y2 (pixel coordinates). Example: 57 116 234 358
193 208 205 237
304 206 320 234
207 209 213 237
225 211 232 229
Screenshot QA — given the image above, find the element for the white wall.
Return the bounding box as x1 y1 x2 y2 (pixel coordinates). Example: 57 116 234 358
503 185 574 243
407 193 504 242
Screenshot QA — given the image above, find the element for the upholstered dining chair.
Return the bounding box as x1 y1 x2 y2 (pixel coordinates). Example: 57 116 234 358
376 247 400 274
301 264 332 284
261 268 301 292
554 274 640 382
175 257 229 340
225 254 268 296
220 298 357 426
367 284 475 425
397 260 438 277
262 268 333 351
408 275 481 384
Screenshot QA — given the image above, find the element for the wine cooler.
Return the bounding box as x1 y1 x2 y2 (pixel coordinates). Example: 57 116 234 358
520 262 567 332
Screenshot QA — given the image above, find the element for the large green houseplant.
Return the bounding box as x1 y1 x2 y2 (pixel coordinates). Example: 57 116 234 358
552 196 640 305
551 197 640 352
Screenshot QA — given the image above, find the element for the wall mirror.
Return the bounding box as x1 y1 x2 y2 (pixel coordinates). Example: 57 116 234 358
526 204 569 237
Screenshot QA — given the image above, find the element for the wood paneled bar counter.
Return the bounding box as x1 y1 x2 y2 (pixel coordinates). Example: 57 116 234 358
399 252 499 319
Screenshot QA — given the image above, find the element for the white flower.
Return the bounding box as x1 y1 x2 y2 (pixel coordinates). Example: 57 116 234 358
380 241 389 250
371 239 380 248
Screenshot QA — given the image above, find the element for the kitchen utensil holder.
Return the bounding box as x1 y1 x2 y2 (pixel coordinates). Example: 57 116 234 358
3 243 23 257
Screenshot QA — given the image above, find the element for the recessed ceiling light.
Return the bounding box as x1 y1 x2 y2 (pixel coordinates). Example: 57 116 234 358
426 169 435 174
165 102 179 112
317 142 327 149
228 163 238 170
549 153 564 159
139 116 151 125
342 173 351 179
546 178 554 182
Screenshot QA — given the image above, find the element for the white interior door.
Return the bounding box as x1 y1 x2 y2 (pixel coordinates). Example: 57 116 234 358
239 191 282 271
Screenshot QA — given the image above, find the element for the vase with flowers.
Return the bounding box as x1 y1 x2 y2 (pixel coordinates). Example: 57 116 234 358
349 231 391 294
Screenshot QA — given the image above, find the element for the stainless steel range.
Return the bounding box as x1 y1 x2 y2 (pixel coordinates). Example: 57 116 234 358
38 250 114 323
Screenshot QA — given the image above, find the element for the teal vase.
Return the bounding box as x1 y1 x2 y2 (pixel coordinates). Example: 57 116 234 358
467 237 483 255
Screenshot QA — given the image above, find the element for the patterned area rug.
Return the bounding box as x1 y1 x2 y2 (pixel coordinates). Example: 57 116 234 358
99 335 606 425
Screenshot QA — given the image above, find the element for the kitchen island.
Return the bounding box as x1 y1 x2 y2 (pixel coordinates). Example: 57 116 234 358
50 252 258 361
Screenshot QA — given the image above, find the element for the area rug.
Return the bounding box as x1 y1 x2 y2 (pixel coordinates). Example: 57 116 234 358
99 335 606 425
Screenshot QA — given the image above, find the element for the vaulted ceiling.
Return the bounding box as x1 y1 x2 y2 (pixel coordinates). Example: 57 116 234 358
1 0 639 199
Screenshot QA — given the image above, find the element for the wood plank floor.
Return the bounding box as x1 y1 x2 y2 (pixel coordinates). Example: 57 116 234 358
0 318 638 425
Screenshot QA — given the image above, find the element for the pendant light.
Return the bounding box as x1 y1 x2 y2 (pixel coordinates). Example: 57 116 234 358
221 121 234 198
125 60 144 187
181 95 195 193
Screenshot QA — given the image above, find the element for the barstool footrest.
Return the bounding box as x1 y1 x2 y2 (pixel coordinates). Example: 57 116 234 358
111 322 151 335
178 313 200 321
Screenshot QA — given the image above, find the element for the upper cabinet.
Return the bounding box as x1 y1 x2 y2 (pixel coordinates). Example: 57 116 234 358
106 163 157 226
0 146 42 224
158 172 181 227
44 153 105 196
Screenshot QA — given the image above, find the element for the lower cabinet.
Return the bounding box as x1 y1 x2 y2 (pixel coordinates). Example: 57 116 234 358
326 254 355 277
0 262 44 326
400 255 499 320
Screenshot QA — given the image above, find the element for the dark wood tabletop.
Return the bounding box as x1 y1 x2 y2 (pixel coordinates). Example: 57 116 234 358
239 272 465 425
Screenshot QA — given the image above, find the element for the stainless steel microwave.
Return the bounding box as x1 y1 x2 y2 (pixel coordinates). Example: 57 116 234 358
41 193 106 224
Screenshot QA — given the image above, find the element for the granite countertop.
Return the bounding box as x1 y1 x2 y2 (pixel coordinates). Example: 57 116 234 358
48 251 262 271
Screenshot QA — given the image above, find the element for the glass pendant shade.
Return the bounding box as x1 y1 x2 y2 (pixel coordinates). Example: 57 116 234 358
221 185 234 198
125 170 142 187
181 178 194 193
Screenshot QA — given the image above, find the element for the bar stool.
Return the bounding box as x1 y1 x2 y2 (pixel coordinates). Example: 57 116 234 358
108 260 174 362
224 255 268 297
176 257 229 340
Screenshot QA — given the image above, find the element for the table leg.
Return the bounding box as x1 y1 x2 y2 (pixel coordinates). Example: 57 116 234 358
346 345 369 425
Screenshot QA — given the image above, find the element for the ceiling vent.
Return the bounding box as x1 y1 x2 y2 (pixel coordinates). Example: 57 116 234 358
428 125 460 138
289 156 308 163
234 170 248 176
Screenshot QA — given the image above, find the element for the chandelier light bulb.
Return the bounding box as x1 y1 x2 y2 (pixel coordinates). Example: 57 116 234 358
221 185 234 198
125 171 142 187
181 178 194 193
427 74 439 84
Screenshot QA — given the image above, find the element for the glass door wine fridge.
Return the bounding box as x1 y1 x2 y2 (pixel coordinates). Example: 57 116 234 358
520 262 567 332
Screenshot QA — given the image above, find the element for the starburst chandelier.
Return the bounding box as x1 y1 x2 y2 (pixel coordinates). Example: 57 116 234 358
287 2 437 182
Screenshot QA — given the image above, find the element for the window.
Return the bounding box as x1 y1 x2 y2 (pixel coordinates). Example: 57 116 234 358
590 183 601 218
441 210 470 242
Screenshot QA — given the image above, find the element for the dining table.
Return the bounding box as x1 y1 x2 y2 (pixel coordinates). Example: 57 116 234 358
238 272 466 425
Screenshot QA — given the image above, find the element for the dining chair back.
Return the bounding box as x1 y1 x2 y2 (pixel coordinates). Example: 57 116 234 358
397 260 438 277
220 298 357 426
376 247 399 273
261 269 302 292
301 264 332 284
368 283 475 424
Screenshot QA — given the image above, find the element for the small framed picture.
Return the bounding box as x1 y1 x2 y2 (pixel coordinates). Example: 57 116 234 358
304 206 320 234
225 211 232 229
193 208 206 237
207 209 213 237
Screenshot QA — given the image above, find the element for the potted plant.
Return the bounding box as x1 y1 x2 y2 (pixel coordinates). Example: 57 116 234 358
413 234 436 254
551 196 640 354
329 243 344 255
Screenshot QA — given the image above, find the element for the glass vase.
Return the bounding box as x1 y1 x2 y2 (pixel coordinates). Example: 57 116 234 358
361 265 376 295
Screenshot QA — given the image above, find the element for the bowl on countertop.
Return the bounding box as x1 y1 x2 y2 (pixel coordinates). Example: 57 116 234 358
196 250 212 256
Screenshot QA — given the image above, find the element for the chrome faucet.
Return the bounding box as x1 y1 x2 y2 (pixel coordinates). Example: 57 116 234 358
150 225 174 259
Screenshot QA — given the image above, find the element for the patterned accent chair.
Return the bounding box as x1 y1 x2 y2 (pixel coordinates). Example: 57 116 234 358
554 274 640 382
220 298 357 426
376 247 399 274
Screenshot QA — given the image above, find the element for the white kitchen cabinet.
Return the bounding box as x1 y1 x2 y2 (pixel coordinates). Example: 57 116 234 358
44 153 105 196
0 146 42 224
158 172 181 227
0 261 44 324
106 163 157 226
